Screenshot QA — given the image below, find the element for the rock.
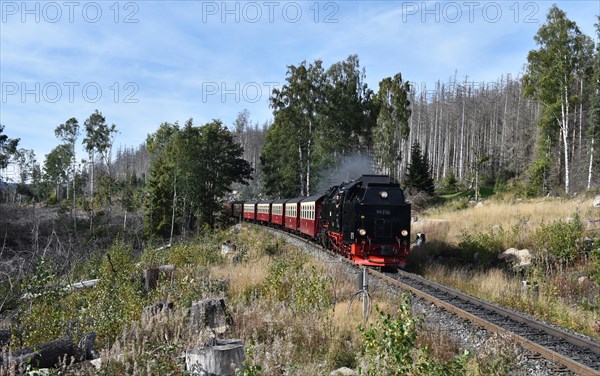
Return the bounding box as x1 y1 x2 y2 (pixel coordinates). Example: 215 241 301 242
475 202 484 208
190 298 233 335
330 367 357 376
90 358 102 370
593 195 600 208
577 276 591 286
186 339 244 375
221 241 237 255
499 248 532 268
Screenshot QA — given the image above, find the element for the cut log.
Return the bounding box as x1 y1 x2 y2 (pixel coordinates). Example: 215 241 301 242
64 279 99 292
190 298 233 335
186 339 244 375
0 333 96 369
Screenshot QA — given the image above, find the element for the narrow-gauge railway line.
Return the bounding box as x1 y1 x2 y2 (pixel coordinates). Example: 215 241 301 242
374 269 600 376
262 225 600 376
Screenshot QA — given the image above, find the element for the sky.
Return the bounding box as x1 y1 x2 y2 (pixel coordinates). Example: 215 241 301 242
1 0 599 179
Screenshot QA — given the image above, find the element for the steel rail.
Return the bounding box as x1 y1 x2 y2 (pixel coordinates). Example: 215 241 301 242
370 269 600 376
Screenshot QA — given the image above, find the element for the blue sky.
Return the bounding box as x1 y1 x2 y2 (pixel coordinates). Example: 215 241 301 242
1 0 599 176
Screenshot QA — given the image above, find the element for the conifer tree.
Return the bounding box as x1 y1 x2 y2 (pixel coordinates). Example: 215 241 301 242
404 142 434 195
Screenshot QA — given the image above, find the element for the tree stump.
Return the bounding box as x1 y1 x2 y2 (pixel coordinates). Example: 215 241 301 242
186 339 245 375
143 268 160 291
190 298 233 335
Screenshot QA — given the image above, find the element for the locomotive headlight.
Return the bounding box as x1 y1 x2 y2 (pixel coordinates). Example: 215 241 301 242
358 228 367 236
401 229 409 237
379 191 388 199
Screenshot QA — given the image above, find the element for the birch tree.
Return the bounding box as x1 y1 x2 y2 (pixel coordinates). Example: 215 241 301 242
373 74 411 182
523 5 590 194
269 60 325 196
588 17 600 189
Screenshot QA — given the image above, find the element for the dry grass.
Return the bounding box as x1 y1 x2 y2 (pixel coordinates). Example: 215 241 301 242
415 195 600 340
417 196 599 245
424 265 521 302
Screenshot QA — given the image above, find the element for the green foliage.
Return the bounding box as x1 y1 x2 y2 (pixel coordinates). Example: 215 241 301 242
443 172 459 193
373 73 412 181
19 241 147 349
531 215 584 264
522 5 594 194
19 259 68 345
88 241 145 346
359 298 469 376
263 55 378 197
236 341 263 376
458 228 505 267
592 246 600 285
145 120 252 237
0 124 19 171
265 257 333 314
405 141 435 195
167 242 223 267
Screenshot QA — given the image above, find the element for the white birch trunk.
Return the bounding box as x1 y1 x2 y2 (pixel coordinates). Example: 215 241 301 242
562 79 571 194
588 138 594 190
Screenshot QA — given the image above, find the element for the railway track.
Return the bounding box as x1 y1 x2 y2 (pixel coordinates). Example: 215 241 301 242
262 225 600 376
373 269 600 376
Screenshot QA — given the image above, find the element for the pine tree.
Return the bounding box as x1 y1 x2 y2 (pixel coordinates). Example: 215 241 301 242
404 142 434 195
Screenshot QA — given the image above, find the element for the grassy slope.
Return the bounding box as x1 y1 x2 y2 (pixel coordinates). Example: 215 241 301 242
412 191 600 340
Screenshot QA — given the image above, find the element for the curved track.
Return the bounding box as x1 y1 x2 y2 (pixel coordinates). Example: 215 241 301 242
374 269 600 376
260 224 600 376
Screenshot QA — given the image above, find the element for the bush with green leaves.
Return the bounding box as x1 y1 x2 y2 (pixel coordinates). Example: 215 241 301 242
168 241 223 267
458 228 505 268
532 215 584 264
359 296 469 375
265 256 333 314
591 246 600 285
17 241 148 349
19 258 69 346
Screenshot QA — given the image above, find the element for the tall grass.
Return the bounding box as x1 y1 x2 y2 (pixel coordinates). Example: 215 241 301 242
418 195 600 340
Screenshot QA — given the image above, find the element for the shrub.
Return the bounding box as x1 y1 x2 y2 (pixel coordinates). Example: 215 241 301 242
87 241 146 347
591 246 600 286
358 296 469 375
458 228 505 268
168 241 223 267
531 215 584 264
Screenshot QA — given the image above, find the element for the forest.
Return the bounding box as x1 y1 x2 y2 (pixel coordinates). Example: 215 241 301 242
0 6 599 237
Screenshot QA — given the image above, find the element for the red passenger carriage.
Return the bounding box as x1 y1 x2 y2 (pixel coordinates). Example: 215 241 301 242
243 200 258 221
271 199 288 226
257 200 274 223
284 197 302 231
299 194 325 237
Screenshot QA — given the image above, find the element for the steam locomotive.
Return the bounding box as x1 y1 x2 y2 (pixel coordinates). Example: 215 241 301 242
229 175 412 268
